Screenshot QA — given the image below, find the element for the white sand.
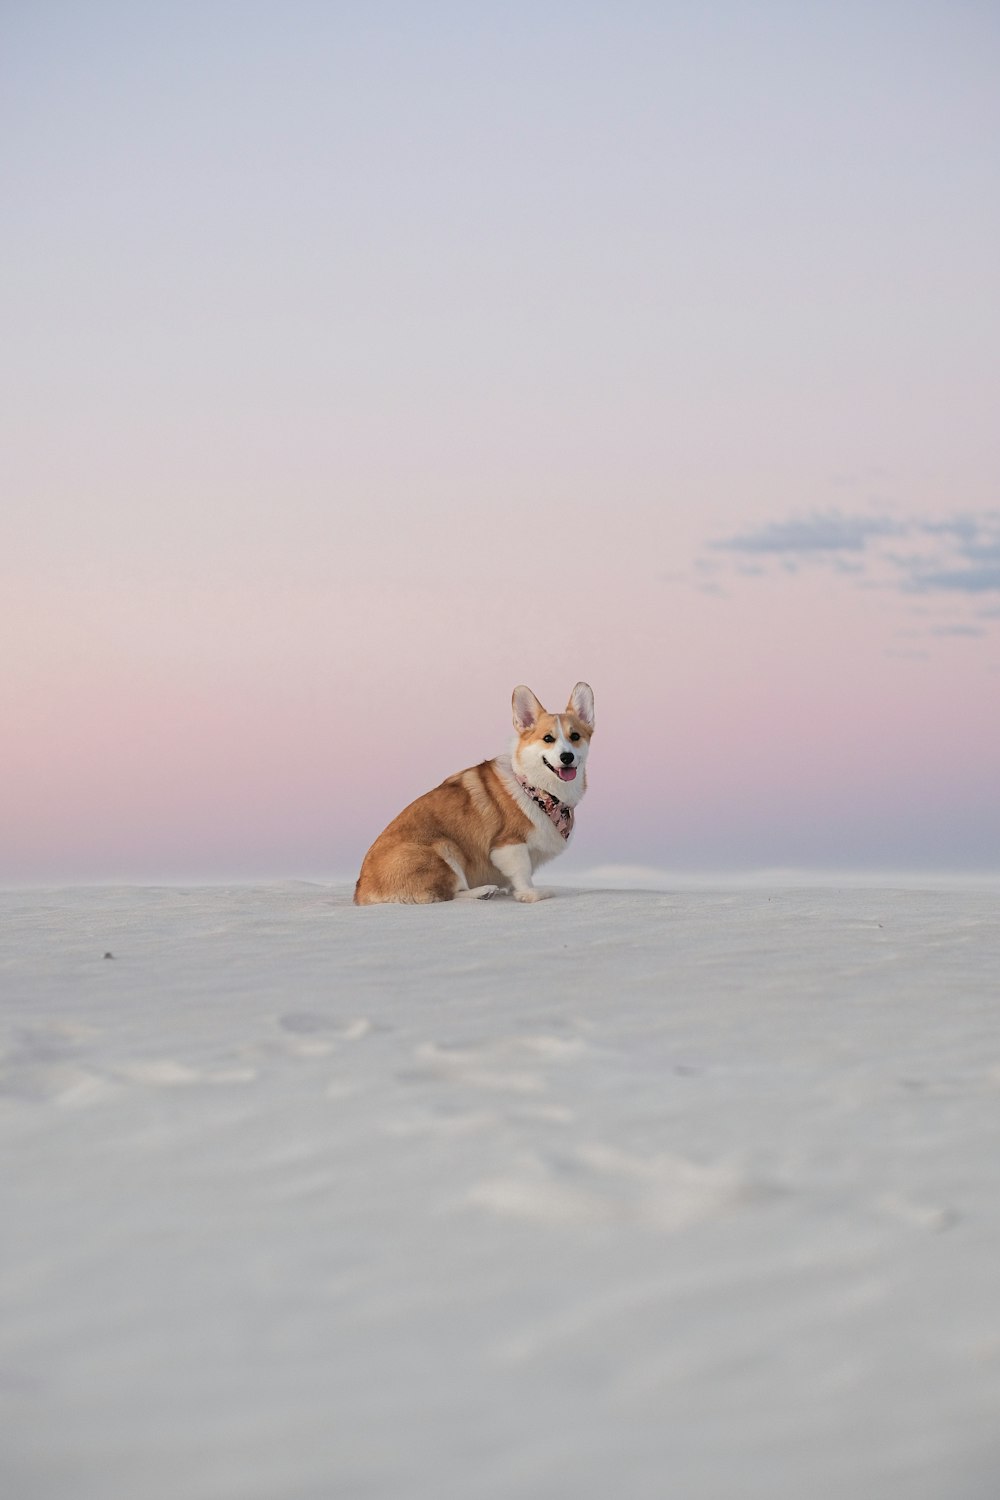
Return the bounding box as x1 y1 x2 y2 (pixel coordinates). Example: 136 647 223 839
2 882 999 1499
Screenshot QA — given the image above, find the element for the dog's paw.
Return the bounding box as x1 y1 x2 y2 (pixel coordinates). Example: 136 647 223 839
456 884 502 901
514 888 551 903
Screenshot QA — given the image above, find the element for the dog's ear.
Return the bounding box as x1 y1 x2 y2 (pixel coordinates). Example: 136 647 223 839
512 685 545 733
567 682 595 730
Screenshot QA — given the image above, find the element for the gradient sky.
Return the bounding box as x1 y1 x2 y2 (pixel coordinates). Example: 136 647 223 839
3 1 999 882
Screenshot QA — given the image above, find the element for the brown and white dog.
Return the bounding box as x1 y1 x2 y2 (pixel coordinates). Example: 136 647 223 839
354 682 595 905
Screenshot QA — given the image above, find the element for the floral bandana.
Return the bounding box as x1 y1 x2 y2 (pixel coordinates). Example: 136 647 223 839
515 774 574 839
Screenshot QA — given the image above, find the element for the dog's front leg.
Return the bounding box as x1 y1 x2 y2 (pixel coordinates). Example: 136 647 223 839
490 843 550 903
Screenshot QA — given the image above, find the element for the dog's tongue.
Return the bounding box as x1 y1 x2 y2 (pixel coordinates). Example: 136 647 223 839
557 766 577 782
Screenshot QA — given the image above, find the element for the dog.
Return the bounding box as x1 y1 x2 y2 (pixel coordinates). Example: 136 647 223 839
354 682 594 905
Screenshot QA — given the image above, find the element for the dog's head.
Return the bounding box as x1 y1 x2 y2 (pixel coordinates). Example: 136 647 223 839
510 682 595 801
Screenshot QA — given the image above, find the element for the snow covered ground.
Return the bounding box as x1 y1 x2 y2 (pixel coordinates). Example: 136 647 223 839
2 881 999 1499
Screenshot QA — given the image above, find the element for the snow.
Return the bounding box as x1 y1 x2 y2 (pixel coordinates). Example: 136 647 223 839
2 881 999 1499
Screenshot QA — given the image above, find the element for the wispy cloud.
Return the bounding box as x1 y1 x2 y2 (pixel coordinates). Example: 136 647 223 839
929 623 986 638
910 565 1000 595
697 510 1000 641
711 514 903 555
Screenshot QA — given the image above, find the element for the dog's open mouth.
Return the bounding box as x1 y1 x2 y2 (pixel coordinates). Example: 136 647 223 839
543 756 577 782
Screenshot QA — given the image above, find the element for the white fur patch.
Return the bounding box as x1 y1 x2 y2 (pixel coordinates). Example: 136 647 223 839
494 757 570 864
553 717 575 766
490 843 533 888
489 844 550 900
438 849 468 892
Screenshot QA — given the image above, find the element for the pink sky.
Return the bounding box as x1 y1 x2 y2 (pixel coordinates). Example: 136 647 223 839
3 4 999 881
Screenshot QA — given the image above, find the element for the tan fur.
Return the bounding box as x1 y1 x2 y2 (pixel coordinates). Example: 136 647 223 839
354 760 534 904
354 698 594 906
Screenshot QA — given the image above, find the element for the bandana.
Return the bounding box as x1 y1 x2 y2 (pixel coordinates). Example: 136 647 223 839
515 774 574 840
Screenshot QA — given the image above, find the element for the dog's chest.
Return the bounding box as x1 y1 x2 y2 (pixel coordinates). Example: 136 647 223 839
491 756 575 866
524 806 570 864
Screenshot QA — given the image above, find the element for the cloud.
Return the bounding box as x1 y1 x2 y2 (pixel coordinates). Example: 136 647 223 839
699 508 1000 642
710 514 903 555
902 512 1000 595
910 566 1000 595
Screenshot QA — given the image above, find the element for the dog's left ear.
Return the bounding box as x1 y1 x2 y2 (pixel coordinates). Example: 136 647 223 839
567 681 595 730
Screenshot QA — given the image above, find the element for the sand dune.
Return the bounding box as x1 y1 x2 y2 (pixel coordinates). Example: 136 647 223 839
2 882 999 1498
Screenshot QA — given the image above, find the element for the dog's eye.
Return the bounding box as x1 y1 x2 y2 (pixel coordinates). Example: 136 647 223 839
542 734 555 743
570 732 580 742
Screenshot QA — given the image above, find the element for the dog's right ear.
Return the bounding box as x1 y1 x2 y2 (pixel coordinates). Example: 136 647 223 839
512 685 545 734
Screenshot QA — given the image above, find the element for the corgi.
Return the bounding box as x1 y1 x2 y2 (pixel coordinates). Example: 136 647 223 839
354 682 595 905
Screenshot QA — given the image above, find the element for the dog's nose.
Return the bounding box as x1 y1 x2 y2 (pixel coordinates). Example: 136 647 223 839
559 751 575 766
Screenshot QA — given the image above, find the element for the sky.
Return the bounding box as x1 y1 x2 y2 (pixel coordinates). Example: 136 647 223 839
2 1 999 883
